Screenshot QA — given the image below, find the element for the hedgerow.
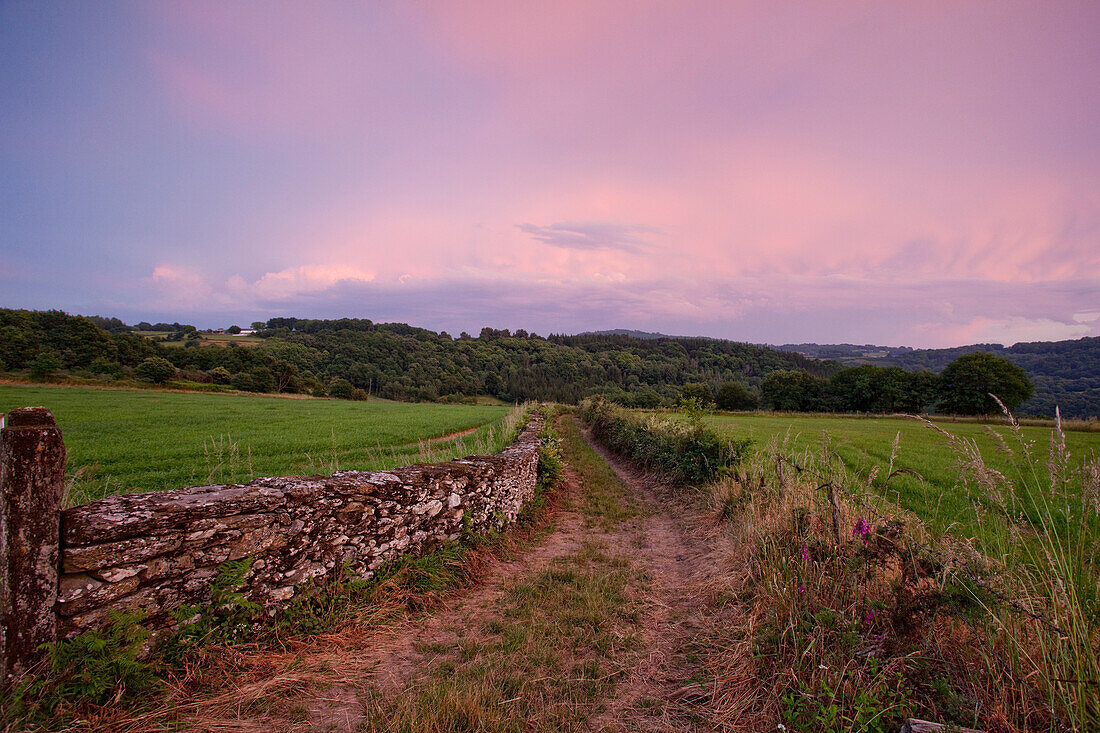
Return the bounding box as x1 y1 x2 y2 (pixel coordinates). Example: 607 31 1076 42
579 397 748 483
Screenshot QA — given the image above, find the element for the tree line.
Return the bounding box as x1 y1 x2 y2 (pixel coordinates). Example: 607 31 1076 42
673 351 1033 416
777 336 1100 418
0 309 1040 416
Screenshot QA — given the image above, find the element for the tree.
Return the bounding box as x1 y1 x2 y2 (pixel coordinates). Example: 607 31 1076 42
937 352 1034 415
828 365 908 413
761 370 828 412
227 325 242 334
679 382 713 405
134 356 176 384
231 366 275 393
715 381 758 411
28 350 63 381
898 369 939 413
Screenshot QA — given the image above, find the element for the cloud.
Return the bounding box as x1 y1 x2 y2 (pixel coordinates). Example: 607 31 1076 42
126 262 1099 350
227 264 375 302
141 263 375 315
516 221 661 253
923 316 1093 347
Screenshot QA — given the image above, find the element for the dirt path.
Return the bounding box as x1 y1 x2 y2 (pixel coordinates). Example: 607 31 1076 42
316 474 593 701
583 434 729 732
177 415 759 732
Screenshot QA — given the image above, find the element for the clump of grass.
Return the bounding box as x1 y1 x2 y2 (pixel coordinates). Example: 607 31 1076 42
354 402 534 472
361 542 641 732
201 432 253 484
559 408 640 528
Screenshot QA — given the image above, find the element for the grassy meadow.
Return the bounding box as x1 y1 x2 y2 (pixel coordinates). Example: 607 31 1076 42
700 412 1100 543
0 384 515 506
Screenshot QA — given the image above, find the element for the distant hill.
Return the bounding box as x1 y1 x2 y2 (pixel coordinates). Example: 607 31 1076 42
581 329 677 340
777 338 1100 419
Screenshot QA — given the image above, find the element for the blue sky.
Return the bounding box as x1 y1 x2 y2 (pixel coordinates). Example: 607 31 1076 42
2 1 1098 346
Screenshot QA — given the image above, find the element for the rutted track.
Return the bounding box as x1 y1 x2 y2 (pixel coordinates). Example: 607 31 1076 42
170 414 760 732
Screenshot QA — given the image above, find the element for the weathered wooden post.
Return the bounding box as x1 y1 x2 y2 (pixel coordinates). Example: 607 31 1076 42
0 407 66 686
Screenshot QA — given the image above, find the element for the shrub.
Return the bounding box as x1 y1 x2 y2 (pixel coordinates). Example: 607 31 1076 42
134 356 176 384
715 381 758 411
328 377 354 399
28 350 63 381
87 356 121 377
161 559 261 664
580 397 748 484
678 382 713 405
5 611 156 725
209 365 233 384
537 431 563 493
231 366 275 393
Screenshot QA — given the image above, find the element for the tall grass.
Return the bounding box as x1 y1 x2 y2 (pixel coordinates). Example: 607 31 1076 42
704 408 1100 731
913 406 1100 731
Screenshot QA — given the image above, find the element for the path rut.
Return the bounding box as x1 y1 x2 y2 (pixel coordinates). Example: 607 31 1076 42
180 417 757 732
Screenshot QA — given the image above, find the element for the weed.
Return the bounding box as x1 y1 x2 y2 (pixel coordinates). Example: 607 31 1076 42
160 558 262 664
3 611 156 728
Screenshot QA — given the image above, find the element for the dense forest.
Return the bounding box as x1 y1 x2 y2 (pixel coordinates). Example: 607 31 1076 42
0 309 832 406
2 308 1093 417
778 338 1100 419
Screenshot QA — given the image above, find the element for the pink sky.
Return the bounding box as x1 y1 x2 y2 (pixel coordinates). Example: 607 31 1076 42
1 1 1097 346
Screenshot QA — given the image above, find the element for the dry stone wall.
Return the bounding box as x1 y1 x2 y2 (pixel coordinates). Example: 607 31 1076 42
54 413 542 640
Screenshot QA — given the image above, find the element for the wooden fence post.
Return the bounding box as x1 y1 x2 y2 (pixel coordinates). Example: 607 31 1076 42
0 407 66 686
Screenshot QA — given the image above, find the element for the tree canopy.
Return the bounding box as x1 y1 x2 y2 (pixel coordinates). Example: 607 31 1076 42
937 352 1034 415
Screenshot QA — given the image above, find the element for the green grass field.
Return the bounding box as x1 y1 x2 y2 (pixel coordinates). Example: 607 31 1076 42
702 412 1100 541
1 385 512 505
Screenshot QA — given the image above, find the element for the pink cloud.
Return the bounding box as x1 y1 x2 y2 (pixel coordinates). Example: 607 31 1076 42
227 264 375 301
921 317 1094 348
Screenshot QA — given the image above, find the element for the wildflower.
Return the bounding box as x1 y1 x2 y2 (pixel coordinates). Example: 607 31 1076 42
777 725 787 731
798 584 804 594
818 664 828 670
863 609 876 624
852 517 871 538
800 544 809 562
